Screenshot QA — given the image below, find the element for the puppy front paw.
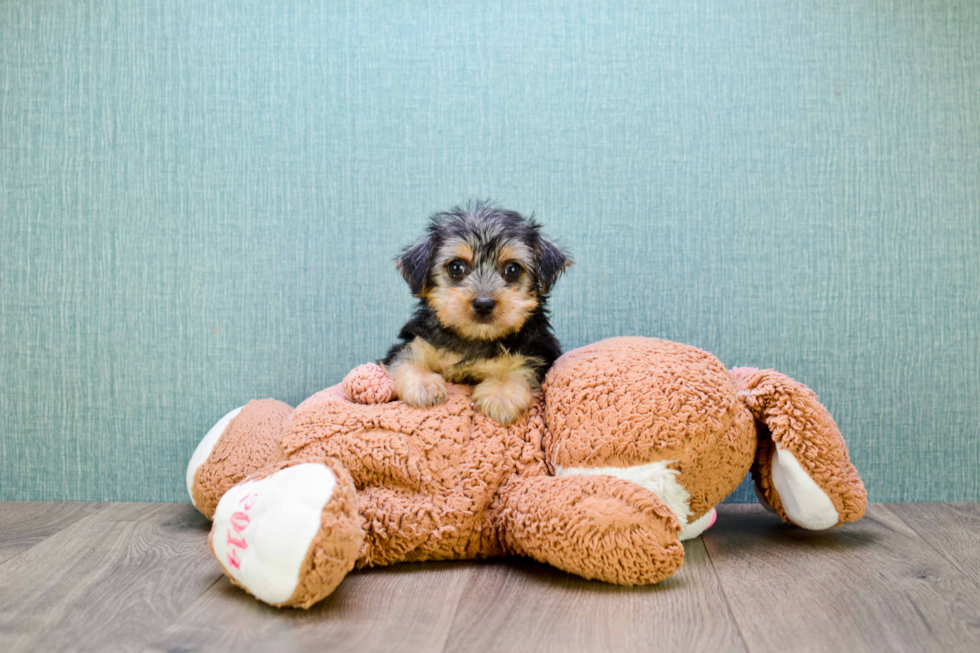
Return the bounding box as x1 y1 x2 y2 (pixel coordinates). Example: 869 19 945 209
394 368 448 407
472 376 533 425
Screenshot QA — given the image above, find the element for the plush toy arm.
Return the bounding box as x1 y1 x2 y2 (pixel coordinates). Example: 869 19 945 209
732 367 867 529
495 474 685 585
343 363 396 404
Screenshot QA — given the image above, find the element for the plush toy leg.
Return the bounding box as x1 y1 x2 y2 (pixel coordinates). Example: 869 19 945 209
680 507 717 540
188 399 294 519
209 457 364 609
496 474 685 585
732 368 867 529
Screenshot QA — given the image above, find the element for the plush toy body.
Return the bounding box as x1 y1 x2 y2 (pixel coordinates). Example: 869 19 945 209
187 337 866 608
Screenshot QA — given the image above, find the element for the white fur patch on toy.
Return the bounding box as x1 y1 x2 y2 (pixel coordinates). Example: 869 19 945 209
553 460 695 533
186 406 244 506
770 445 839 530
678 507 716 541
211 463 336 605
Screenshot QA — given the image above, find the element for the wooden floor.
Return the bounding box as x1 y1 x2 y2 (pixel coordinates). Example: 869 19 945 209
0 502 977 653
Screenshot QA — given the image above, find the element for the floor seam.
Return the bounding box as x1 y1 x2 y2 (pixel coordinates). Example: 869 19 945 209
437 564 479 653
702 506 755 653
0 501 109 574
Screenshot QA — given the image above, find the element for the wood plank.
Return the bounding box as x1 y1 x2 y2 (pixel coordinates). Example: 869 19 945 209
704 504 980 653
3 501 976 653
0 501 103 565
442 538 747 653
889 502 980 587
0 502 221 653
142 560 475 653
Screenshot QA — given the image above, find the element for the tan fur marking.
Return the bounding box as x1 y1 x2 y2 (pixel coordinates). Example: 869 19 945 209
428 284 538 341
473 374 535 426
449 242 474 265
497 240 533 267
392 342 539 424
387 338 463 373
453 352 539 382
467 353 538 425
392 361 447 407
428 285 482 336
387 339 454 407
498 245 516 262
491 286 538 333
434 237 475 267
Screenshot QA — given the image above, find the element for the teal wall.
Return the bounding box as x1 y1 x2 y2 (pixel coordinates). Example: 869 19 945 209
2 1 978 503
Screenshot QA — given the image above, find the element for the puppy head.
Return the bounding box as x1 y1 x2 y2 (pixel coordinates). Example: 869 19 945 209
396 202 572 340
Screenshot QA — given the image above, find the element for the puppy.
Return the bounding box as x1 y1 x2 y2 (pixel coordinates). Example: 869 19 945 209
383 202 571 425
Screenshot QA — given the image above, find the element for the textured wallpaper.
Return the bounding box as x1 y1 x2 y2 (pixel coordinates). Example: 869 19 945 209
1 0 978 503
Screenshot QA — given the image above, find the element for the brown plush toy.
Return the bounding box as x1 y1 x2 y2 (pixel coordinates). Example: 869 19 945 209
186 337 866 609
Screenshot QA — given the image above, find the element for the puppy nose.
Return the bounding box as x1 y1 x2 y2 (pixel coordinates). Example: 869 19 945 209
471 296 497 315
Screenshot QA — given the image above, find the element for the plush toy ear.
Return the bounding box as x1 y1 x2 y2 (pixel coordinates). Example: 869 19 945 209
733 368 867 529
535 237 572 294
396 236 436 296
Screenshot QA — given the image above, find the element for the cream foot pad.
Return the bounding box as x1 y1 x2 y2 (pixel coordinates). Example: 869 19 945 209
210 463 336 604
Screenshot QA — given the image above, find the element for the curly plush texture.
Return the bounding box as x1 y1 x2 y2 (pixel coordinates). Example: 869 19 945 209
279 379 550 565
192 399 292 519
542 337 757 520
343 363 396 404
281 457 364 608
208 456 364 608
497 474 685 585
733 367 867 526
189 337 867 608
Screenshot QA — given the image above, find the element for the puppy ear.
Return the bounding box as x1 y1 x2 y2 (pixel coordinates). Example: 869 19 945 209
536 238 572 293
396 236 436 296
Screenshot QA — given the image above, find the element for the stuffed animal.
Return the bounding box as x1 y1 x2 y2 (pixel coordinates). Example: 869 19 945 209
186 337 866 609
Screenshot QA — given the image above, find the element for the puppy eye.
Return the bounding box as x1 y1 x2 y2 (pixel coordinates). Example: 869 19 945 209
446 259 467 280
502 262 523 282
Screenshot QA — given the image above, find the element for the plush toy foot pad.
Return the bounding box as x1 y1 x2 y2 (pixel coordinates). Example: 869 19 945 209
209 459 363 608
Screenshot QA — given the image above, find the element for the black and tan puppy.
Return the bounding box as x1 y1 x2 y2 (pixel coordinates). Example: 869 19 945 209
383 202 571 425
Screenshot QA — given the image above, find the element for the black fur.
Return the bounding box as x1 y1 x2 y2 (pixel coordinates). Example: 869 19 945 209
395 234 436 296
393 202 572 296
384 201 570 382
383 301 562 383
536 237 570 293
